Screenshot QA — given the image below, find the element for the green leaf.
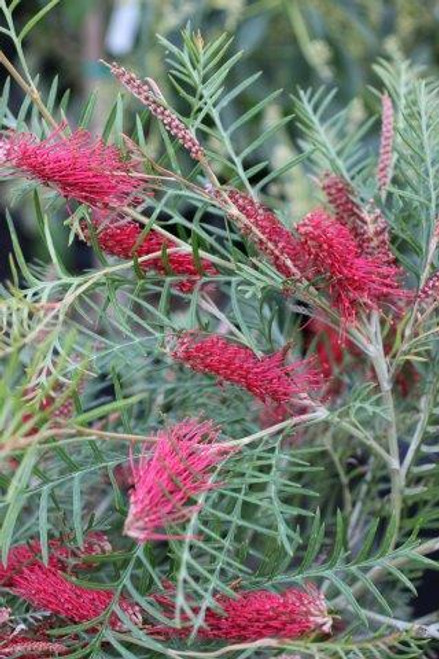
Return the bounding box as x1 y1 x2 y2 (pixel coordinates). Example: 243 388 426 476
72 473 84 547
74 394 146 425
38 486 50 564
18 0 60 42
1 444 39 563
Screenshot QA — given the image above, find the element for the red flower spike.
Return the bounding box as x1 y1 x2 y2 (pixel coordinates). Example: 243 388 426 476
110 63 204 161
81 214 218 292
171 332 321 404
2 128 141 208
296 209 403 323
321 174 396 267
150 585 331 641
321 173 364 237
0 532 111 586
226 189 305 280
124 419 234 542
378 93 394 191
358 203 397 267
12 564 141 631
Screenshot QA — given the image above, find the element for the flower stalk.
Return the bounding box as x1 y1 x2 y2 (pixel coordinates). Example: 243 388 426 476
0 49 59 130
368 311 402 547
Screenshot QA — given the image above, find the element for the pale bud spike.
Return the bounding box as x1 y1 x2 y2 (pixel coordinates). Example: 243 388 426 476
109 61 205 161
378 93 394 192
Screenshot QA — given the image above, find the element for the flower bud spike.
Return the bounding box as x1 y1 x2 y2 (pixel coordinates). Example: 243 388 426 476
109 61 205 161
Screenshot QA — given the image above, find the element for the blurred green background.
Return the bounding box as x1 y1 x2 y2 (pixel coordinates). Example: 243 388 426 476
11 0 439 108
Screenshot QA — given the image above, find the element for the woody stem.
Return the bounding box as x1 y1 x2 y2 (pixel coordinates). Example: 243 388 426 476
0 50 59 130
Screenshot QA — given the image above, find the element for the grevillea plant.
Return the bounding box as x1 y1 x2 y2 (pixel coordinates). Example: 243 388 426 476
2 5 439 659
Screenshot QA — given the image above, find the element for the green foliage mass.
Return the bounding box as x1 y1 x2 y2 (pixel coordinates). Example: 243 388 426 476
1 3 439 658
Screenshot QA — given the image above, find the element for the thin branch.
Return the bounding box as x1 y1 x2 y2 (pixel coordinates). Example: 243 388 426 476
198 293 250 345
401 392 431 480
348 456 375 549
332 535 439 607
368 311 402 547
390 222 438 377
334 416 393 466
223 407 329 448
0 49 59 130
122 206 235 271
167 638 282 658
0 423 155 455
0 247 187 358
362 609 439 640
325 431 353 516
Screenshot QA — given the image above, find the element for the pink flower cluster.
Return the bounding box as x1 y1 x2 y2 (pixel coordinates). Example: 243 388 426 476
1 128 141 208
171 332 321 404
321 173 365 241
226 189 305 280
149 584 331 641
322 173 397 267
124 419 235 541
2 531 140 632
225 183 404 323
296 208 402 323
13 564 141 631
1 125 218 291
82 213 218 292
0 532 110 586
305 318 347 381
4 542 330 644
3 424 330 644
